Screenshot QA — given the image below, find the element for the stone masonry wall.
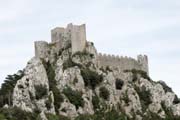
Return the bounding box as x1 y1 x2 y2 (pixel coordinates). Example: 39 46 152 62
97 53 149 74
51 23 86 54
34 41 49 61
35 23 149 74
71 24 86 54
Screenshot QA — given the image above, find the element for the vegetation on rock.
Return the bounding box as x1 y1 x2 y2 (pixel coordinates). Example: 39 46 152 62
81 68 103 89
35 85 48 100
99 86 110 101
0 70 24 107
63 87 84 109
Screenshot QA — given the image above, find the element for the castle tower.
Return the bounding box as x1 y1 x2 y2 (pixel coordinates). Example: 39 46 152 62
51 23 86 54
34 41 49 61
71 24 86 54
137 55 149 75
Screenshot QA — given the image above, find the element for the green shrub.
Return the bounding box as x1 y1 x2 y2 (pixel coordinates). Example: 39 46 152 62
124 69 150 81
72 51 94 58
99 87 110 101
52 86 64 113
0 114 5 120
46 113 70 120
173 95 180 104
63 87 84 109
157 81 173 93
134 86 152 111
104 108 124 120
41 61 56 91
115 79 124 90
0 107 37 120
75 114 92 120
45 95 52 110
142 111 162 120
63 58 81 70
35 85 48 100
122 90 130 106
92 94 100 110
81 68 103 89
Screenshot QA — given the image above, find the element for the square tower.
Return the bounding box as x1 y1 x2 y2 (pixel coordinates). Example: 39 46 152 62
51 23 87 54
71 24 86 54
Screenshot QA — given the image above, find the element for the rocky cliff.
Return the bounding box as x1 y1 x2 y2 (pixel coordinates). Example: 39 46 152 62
4 40 178 120
0 22 180 119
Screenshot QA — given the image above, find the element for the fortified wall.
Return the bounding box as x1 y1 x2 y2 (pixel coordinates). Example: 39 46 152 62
97 53 149 74
34 23 149 74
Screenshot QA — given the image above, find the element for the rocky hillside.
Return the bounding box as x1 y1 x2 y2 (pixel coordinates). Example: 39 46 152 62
0 41 180 120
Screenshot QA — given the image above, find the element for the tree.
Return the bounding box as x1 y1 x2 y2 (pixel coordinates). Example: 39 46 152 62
0 70 24 107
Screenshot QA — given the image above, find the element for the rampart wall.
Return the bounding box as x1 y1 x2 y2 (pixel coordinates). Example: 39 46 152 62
97 53 148 74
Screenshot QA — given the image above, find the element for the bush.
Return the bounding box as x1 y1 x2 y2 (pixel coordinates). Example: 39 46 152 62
92 94 100 110
0 107 37 120
81 68 103 89
142 111 162 120
122 90 130 106
75 114 92 120
45 95 52 110
41 61 56 91
0 114 5 120
46 113 70 120
72 51 94 58
99 87 110 101
134 86 152 111
104 108 124 120
157 81 173 93
115 79 124 90
34 85 48 100
63 87 84 109
74 107 127 120
173 95 180 104
124 69 150 81
52 86 64 113
63 58 81 70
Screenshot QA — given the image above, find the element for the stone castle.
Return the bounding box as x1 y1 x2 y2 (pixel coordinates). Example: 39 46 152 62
34 23 149 74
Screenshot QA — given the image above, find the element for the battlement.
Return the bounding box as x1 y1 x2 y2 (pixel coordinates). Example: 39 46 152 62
97 53 149 74
34 23 149 74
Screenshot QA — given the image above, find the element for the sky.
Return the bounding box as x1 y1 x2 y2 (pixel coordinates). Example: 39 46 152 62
0 0 180 96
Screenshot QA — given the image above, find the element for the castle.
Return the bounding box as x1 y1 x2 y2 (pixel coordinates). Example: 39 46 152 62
34 23 149 74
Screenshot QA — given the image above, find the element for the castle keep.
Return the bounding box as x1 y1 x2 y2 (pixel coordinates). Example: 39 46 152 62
51 23 86 53
35 23 149 74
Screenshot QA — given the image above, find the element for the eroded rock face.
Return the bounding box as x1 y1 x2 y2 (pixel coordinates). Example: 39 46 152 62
12 42 180 119
13 57 55 114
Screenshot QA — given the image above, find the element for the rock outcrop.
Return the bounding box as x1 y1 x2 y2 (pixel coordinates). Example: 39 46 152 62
10 24 180 120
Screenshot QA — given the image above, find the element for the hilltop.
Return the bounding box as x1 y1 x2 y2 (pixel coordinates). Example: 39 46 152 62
0 23 180 120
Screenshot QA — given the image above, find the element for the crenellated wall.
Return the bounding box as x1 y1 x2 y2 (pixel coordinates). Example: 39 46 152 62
97 53 149 74
34 23 149 74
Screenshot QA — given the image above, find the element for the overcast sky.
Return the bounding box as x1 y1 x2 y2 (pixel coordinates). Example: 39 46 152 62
0 0 180 96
